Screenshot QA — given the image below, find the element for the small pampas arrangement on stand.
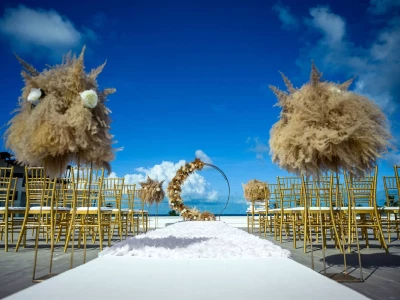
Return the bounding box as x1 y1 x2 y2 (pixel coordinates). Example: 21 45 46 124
139 177 165 205
269 63 391 178
167 158 216 221
243 179 270 201
5 46 116 177
139 176 165 228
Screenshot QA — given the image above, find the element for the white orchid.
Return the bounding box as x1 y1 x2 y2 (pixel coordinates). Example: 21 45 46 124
80 90 98 108
27 88 42 105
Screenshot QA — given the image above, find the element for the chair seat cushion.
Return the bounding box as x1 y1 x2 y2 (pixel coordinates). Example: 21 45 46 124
351 207 375 211
0 207 26 211
76 207 113 212
284 207 304 212
309 207 331 211
378 207 399 212
112 208 130 213
30 206 70 211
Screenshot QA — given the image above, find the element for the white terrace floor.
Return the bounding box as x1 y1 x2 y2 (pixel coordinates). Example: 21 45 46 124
0 216 399 300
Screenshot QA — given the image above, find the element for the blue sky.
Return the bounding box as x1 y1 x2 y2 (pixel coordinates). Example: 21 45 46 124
0 0 399 213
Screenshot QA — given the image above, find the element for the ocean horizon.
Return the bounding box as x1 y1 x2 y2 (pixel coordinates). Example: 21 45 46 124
120 189 393 216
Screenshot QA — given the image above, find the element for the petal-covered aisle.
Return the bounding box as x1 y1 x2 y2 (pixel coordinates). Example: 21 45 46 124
99 221 291 258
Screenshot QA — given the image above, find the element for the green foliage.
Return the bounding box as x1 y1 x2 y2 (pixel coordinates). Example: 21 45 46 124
168 210 179 216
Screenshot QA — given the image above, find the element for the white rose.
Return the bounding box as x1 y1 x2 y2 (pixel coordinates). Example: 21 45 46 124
27 88 42 105
80 90 98 108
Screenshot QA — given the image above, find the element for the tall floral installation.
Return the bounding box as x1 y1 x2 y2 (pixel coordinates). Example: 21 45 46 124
5 46 116 177
269 63 391 178
167 158 216 221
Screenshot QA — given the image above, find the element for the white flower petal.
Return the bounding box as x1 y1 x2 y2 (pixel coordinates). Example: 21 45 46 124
80 90 98 108
27 88 42 105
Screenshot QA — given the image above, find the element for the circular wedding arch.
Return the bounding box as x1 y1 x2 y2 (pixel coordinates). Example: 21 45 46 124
167 158 230 221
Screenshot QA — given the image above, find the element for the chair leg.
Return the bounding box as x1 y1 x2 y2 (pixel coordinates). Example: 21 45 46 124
374 212 388 253
15 213 29 252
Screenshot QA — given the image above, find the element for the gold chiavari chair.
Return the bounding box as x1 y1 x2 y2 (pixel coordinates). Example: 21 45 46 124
55 176 75 243
262 183 279 238
124 184 138 235
64 167 112 259
0 167 24 251
382 176 399 242
101 178 125 241
344 167 388 252
276 177 305 248
15 167 70 252
303 174 343 253
14 167 70 281
1 177 23 246
133 189 149 233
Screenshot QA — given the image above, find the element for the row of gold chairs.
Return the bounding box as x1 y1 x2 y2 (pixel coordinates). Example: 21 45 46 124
0 166 150 252
247 165 399 253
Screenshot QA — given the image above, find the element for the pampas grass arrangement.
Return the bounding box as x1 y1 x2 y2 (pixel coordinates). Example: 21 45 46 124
243 179 270 201
5 46 116 177
139 176 165 205
199 211 216 221
167 158 216 221
269 63 391 178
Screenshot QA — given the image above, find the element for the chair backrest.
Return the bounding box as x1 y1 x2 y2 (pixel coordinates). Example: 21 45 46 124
395 165 400 203
383 176 399 207
25 167 57 208
0 167 14 208
344 166 377 208
313 174 334 208
132 188 146 212
120 183 135 210
70 167 105 209
102 178 125 209
266 183 279 209
277 177 303 208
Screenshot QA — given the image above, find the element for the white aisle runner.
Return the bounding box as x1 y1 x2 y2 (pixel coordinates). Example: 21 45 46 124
6 222 367 300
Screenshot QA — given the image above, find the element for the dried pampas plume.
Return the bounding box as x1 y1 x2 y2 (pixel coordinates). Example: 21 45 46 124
5 46 116 177
243 179 270 201
269 63 391 178
139 176 165 205
199 211 216 221
167 158 216 221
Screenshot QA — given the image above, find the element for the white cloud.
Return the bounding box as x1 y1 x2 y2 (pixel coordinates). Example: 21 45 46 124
294 5 400 115
272 3 299 31
206 190 218 201
195 149 212 164
308 7 345 45
368 0 400 15
247 137 269 160
110 151 218 202
0 5 98 59
384 151 400 165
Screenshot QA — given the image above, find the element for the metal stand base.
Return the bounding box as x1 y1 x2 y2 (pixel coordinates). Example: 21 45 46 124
325 273 363 282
